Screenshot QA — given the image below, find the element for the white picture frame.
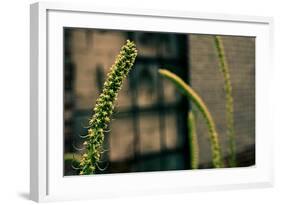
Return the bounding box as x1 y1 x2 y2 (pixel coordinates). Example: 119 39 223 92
30 1 274 202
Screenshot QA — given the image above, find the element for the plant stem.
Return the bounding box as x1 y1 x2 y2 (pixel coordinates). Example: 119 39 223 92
159 69 223 168
214 36 236 167
188 111 199 169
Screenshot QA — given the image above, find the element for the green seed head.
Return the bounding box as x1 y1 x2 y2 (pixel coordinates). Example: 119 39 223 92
79 40 137 175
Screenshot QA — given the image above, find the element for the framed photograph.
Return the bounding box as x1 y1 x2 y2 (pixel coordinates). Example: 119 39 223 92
30 2 274 202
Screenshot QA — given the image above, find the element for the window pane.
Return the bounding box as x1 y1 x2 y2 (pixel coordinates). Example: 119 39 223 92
109 118 134 161
139 114 161 154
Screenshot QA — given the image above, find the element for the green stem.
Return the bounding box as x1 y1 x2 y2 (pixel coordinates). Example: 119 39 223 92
214 36 236 167
188 111 199 169
159 69 223 168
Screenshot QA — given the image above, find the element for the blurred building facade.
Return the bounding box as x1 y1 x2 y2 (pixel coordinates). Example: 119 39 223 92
64 28 255 175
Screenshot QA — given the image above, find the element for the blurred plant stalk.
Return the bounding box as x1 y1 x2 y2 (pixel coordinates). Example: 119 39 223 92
188 111 199 169
159 69 223 168
214 36 236 167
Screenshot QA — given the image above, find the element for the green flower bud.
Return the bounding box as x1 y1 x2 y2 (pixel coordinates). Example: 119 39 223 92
78 40 137 175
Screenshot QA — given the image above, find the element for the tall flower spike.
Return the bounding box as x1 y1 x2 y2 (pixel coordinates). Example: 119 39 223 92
214 36 236 167
159 69 224 168
79 40 138 175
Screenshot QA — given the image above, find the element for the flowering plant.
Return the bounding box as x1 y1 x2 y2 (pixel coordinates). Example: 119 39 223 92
79 40 138 175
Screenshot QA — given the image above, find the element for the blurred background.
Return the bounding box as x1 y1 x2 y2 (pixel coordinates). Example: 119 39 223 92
63 28 255 175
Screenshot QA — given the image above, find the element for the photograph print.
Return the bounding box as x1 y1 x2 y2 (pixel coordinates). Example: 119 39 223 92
63 28 255 176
